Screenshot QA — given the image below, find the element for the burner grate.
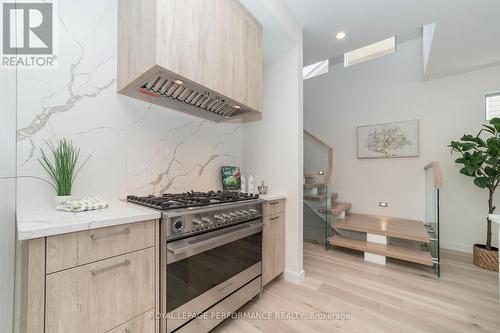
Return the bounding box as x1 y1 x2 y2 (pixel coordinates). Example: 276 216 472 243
126 191 259 210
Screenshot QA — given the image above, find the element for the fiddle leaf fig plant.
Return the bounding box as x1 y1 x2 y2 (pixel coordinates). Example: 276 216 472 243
449 117 500 250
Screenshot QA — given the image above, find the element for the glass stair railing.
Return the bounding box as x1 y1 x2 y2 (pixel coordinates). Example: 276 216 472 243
303 129 334 249
303 174 330 248
424 162 442 276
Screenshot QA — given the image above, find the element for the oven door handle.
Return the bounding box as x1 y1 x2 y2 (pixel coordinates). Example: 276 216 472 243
167 221 263 258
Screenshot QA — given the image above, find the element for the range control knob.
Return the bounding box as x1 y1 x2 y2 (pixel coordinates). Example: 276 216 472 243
172 217 185 232
192 218 202 228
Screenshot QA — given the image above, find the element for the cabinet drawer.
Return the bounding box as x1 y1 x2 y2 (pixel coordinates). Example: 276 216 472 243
263 199 285 216
106 310 155 333
46 247 155 333
47 220 155 273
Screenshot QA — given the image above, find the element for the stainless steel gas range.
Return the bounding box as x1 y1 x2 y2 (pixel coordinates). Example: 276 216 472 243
127 191 264 332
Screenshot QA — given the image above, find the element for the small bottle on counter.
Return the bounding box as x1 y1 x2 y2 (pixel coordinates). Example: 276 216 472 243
248 173 255 194
240 173 247 193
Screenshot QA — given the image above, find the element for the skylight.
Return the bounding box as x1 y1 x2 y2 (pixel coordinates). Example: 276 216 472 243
303 59 329 80
486 92 500 120
344 36 396 67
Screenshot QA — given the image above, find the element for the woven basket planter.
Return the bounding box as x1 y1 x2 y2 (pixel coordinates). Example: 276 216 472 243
473 244 499 272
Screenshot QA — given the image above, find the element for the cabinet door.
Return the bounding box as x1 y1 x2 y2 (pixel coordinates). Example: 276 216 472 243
271 213 285 279
262 216 274 286
45 248 155 333
262 213 285 286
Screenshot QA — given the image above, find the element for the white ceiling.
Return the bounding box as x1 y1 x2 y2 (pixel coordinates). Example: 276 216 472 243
285 0 500 79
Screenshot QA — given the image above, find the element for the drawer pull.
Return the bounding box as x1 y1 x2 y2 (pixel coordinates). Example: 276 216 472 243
91 259 130 276
90 227 130 240
269 202 279 205
216 281 234 292
270 216 279 221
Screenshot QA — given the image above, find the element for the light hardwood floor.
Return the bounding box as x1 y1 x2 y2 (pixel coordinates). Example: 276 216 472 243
214 242 500 333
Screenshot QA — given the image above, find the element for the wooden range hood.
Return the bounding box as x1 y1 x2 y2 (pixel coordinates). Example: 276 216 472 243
117 0 263 122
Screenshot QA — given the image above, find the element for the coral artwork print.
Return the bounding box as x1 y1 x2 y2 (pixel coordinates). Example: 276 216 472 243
357 120 419 158
366 126 412 157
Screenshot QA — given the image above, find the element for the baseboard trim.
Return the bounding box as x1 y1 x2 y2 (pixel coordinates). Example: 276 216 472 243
441 241 472 254
284 269 305 285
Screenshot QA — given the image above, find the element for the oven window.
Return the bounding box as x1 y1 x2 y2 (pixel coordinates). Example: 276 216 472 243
167 232 261 313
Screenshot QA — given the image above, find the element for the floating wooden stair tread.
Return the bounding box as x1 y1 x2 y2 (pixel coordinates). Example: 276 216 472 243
330 235 434 267
335 214 430 243
304 194 326 201
319 202 352 215
304 183 326 189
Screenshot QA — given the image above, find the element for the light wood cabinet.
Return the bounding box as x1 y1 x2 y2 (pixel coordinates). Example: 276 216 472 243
46 221 155 273
20 219 159 333
117 0 262 121
46 248 155 333
19 238 46 333
106 311 156 333
262 200 286 286
262 200 285 217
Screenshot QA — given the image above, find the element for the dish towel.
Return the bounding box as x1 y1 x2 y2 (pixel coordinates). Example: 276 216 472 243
56 197 109 212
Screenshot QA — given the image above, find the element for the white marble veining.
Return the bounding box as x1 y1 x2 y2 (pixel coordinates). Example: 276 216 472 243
259 193 288 201
17 201 161 241
16 0 242 212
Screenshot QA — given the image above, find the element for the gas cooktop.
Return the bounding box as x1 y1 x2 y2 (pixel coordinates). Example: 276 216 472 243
126 191 260 210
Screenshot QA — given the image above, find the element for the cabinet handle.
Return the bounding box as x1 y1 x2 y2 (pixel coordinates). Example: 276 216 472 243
270 216 279 221
216 281 234 292
269 202 279 205
91 259 130 276
90 227 130 240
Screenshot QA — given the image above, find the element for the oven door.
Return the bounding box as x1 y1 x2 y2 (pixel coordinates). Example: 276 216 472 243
165 220 262 332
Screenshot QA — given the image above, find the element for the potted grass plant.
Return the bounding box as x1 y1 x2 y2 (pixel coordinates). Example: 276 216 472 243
449 118 500 271
38 139 90 206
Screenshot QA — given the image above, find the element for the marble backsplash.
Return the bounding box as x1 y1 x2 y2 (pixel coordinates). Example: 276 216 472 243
16 0 242 210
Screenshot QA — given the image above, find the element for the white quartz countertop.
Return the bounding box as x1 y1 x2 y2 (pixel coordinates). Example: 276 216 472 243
488 214 500 225
259 193 287 201
17 201 161 241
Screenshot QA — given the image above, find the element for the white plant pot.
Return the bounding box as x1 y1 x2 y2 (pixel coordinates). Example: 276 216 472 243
54 195 74 207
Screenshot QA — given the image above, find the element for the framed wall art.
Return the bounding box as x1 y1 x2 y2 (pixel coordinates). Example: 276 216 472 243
357 120 419 158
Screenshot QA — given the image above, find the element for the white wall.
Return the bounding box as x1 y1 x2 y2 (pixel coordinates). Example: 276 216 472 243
304 36 500 252
0 63 16 332
16 0 242 212
240 0 304 283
